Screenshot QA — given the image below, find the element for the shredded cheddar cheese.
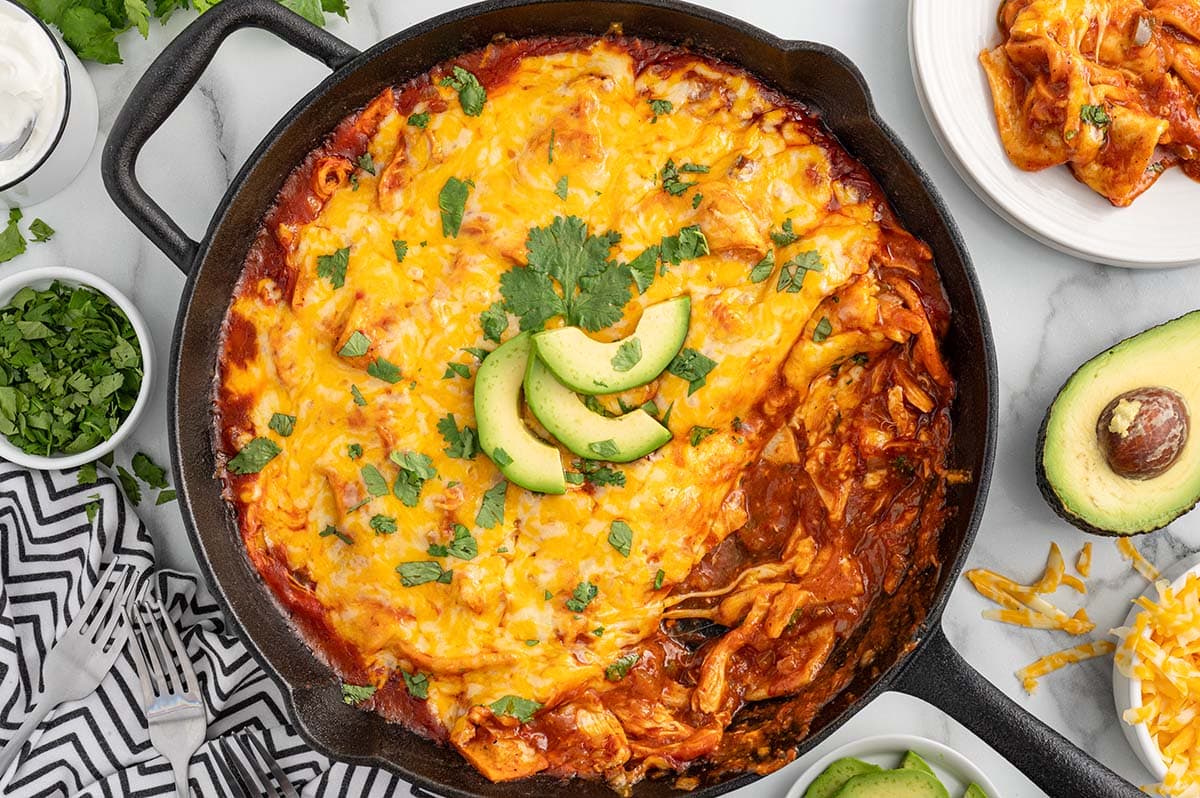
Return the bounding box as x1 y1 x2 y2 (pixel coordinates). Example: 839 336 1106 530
1017 640 1117 694
1113 573 1200 797
1118 538 1162 582
966 543 1094 634
1077 542 1093 578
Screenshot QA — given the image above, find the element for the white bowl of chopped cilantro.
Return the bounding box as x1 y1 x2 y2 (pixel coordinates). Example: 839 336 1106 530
0 266 152 469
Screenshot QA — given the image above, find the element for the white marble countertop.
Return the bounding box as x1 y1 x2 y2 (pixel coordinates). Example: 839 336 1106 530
7 0 1200 795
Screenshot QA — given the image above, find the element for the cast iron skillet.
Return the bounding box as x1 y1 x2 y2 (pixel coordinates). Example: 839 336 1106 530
101 1 1140 795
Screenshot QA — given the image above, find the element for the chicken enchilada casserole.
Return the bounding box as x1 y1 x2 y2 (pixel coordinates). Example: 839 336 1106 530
214 35 958 789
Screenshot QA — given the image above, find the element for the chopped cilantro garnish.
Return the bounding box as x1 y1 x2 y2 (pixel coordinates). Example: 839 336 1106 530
692 192 703 209
0 208 26 263
396 560 452 586
155 489 176 505
360 463 388 497
462 347 491 361
392 240 408 262
648 98 673 122
402 670 430 699
611 338 642 372
440 66 486 116
320 525 353 545
605 652 639 681
627 246 659 294
565 459 624 487
554 175 569 200
77 462 97 485
525 639 540 647
608 520 633 558
391 451 437 507
499 216 630 332
593 626 605 637
489 695 541 723
428 523 477 560
777 250 824 293
370 514 397 534
588 439 620 459
348 443 363 459
316 247 350 289
565 581 598 612
476 479 507 528
851 352 869 365
29 219 54 242
227 438 281 474
408 111 430 128
689 425 716 446
443 362 471 380
548 128 556 164
654 569 665 589
480 301 509 343
357 153 376 175
660 225 709 265
341 683 376 705
679 163 709 174
438 177 471 238
813 316 833 342
750 251 775 283
438 414 479 459
367 357 402 383
268 413 296 437
117 466 141 505
770 218 798 246
668 348 717 395
338 330 371 358
1080 104 1110 128
660 159 697 196
132 452 168 489
350 384 367 406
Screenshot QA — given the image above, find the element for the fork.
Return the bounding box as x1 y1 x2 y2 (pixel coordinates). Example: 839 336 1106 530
0 559 136 777
127 595 207 797
212 732 300 798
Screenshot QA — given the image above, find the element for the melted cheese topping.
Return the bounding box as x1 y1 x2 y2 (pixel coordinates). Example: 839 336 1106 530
982 0 1200 205
217 38 949 783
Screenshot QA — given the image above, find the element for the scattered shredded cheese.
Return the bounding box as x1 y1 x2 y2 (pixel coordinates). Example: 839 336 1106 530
1118 538 1162 582
1077 542 1093 577
1017 640 1117 694
1112 573 1200 797
965 543 1094 635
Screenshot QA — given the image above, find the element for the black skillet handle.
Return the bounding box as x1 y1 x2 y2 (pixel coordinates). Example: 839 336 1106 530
100 0 359 271
895 625 1143 798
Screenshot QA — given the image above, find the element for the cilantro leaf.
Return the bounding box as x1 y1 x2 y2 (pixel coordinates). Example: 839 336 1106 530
227 438 281 474
351 384 367 406
319 524 353 545
440 66 486 116
317 247 350 289
391 450 436 507
132 452 168 488
408 112 430 128
268 413 296 437
611 338 642 372
321 0 349 20
437 414 479 459
564 459 624 488
438 177 471 238
357 152 376 175
689 425 716 446
116 466 141 505
608 520 632 557
428 523 477 560
668 348 716 395
654 569 665 589
402 670 430 699
777 251 824 293
565 581 598 612
770 218 798 247
396 560 452 586
155 489 177 505
0 211 26 263
480 301 509 342
348 443 363 459
660 159 696 196
554 175 569 200
361 463 388 497
367 357 402 383
476 479 507 528
648 98 672 122
489 695 542 723
29 219 54 242
392 240 408 262
627 246 659 294
280 0 325 26
341 683 376 705
77 462 98 485
660 225 709 265
339 330 370 357
812 316 833 342
605 652 639 681
750 251 775 283
60 7 121 64
1081 104 1110 128
370 514 398 534
498 266 562 332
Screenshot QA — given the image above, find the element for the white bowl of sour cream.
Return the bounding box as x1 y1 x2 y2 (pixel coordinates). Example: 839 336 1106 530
0 0 98 207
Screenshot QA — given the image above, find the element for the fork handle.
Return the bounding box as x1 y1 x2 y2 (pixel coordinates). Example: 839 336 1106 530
172 761 190 797
0 695 55 778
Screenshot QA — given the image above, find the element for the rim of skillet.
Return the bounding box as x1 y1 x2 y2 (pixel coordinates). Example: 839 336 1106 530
164 0 999 792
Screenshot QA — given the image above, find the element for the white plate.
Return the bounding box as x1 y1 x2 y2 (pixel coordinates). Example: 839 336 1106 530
784 733 1000 798
909 0 1200 268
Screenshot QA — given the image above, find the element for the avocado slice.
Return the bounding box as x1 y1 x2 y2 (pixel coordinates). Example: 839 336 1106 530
900 751 936 776
474 333 565 494
532 297 691 395
1037 310 1200 535
832 770 949 798
803 758 882 798
963 785 990 798
524 355 671 462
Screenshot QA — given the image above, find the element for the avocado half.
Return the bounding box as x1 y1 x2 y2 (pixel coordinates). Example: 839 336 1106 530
1036 310 1200 536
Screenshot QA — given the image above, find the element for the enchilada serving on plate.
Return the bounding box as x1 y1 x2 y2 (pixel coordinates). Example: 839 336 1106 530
213 35 958 789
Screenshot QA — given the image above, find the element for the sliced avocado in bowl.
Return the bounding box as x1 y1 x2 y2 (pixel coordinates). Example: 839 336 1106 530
1037 310 1200 536
962 785 989 798
900 750 936 776
802 757 882 798
524 355 671 462
474 333 565 494
533 296 690 395
833 770 949 798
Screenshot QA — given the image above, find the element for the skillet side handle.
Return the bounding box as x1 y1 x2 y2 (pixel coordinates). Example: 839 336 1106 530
895 625 1144 798
100 0 359 272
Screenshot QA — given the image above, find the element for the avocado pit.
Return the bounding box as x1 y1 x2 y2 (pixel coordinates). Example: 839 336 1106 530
1097 387 1190 480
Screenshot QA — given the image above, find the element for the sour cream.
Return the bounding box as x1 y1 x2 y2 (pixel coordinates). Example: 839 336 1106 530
0 1 68 187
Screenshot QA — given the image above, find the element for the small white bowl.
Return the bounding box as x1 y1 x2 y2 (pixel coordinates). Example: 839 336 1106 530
0 267 153 470
786 733 1000 798
1112 558 1200 782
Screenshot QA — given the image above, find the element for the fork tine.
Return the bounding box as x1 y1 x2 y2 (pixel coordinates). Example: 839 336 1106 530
92 571 137 650
69 559 122 631
222 735 270 797
82 566 132 639
148 597 200 697
142 600 184 695
213 738 251 798
132 604 169 696
125 607 156 708
243 732 298 798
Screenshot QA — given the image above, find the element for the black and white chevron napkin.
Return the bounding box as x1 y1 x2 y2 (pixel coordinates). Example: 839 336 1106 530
0 462 413 797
